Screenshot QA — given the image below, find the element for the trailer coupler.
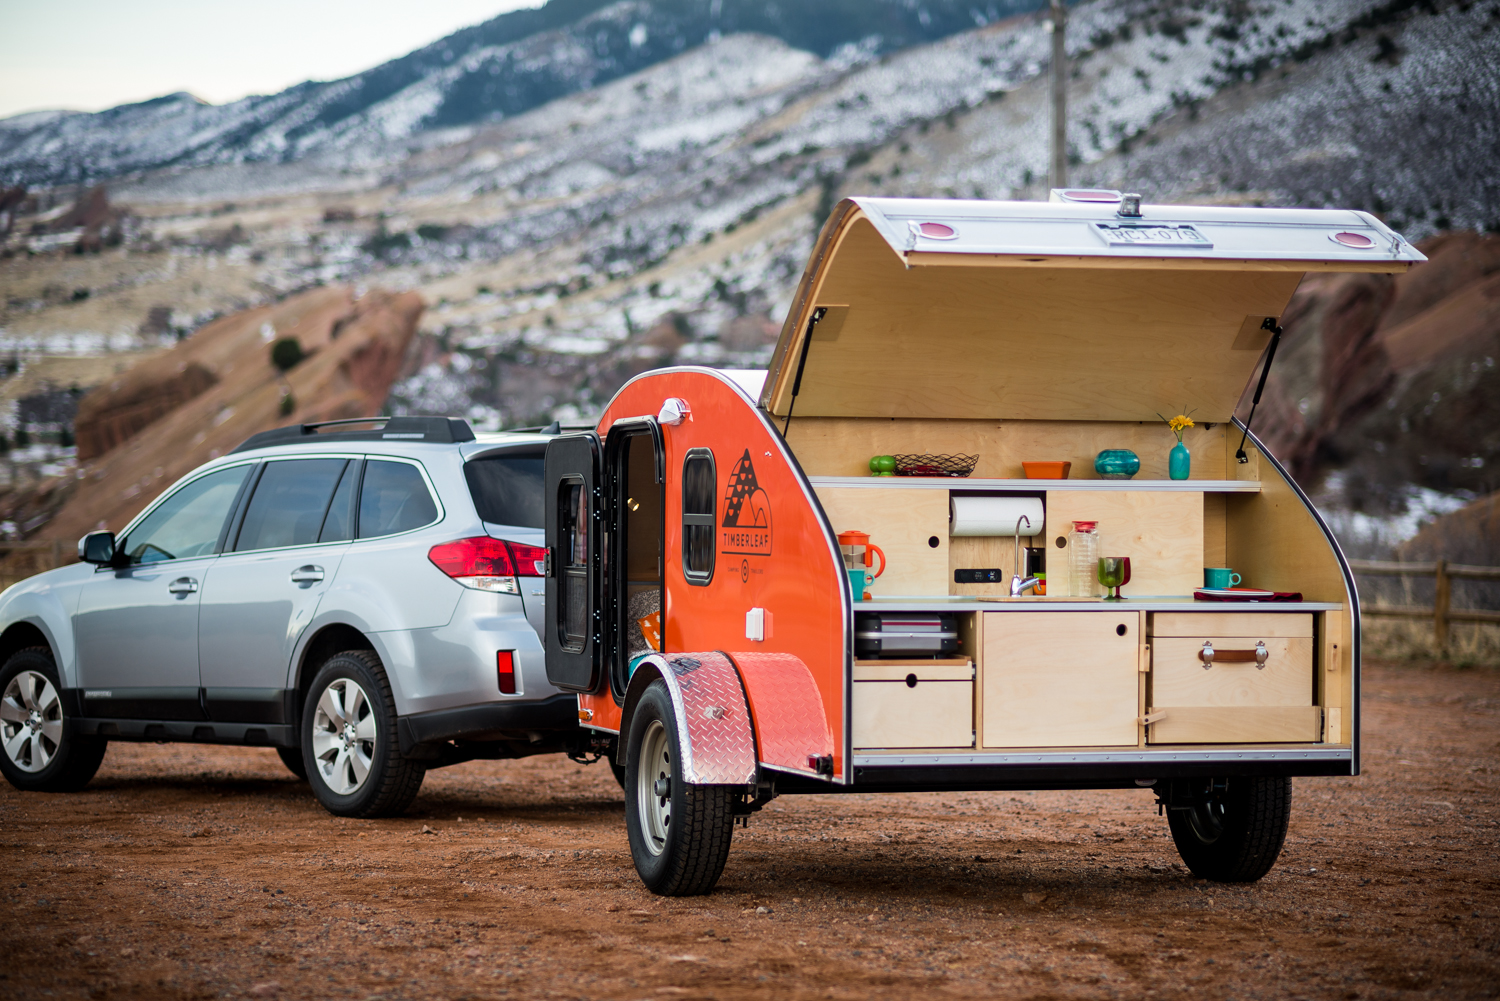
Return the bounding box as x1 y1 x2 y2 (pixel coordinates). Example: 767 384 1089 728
733 777 778 828
566 731 617 766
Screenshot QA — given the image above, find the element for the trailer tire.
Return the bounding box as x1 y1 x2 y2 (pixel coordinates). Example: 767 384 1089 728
625 680 735 896
1166 776 1291 882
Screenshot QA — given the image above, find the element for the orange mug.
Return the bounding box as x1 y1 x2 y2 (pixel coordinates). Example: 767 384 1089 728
837 530 885 578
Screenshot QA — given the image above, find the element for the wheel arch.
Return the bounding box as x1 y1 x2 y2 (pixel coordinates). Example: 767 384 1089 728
0 620 57 671
620 652 756 786
294 622 378 705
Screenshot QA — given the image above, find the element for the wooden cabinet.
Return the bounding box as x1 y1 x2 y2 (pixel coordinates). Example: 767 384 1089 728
1148 612 1320 743
981 611 1141 748
852 660 973 748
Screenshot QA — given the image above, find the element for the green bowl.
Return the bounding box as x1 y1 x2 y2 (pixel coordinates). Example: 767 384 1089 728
1094 449 1141 479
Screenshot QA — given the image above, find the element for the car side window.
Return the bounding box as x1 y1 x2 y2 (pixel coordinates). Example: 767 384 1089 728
121 465 251 564
234 458 349 552
358 460 438 539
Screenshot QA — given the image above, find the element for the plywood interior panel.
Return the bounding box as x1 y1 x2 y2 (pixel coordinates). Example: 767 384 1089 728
1224 447 1347 603
1147 705 1322 744
767 217 1304 423
982 611 1141 748
1152 612 1314 638
1151 637 1314 707
1203 493 1227 571
815 486 949 596
784 416 1228 480
1044 491 1203 597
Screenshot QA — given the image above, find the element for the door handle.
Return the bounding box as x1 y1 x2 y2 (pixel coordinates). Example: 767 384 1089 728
290 565 325 584
168 577 198 594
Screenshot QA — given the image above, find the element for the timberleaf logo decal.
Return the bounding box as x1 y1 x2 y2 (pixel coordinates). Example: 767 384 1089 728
721 449 771 556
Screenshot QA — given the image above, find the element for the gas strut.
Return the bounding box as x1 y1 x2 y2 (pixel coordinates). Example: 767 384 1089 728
1237 317 1284 463
781 306 826 435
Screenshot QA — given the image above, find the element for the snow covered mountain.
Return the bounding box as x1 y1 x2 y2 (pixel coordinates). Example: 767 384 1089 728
0 0 1045 187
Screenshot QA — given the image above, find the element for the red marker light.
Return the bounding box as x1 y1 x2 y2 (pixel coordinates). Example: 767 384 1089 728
1331 231 1376 249
917 222 957 240
497 651 516 694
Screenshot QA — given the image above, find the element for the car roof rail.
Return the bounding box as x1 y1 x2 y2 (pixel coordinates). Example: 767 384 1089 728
229 416 476 454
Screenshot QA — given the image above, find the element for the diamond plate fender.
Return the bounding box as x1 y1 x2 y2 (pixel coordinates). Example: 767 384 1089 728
621 652 757 786
726 651 834 778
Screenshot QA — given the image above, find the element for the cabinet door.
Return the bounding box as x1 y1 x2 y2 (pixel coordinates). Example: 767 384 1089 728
982 611 1140 748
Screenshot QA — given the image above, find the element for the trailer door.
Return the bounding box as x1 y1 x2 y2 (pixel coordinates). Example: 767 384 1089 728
544 433 605 693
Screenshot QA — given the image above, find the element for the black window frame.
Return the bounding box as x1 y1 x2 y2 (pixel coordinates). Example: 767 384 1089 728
681 447 715 585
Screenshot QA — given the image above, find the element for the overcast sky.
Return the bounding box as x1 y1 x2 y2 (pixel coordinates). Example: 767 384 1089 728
0 0 537 120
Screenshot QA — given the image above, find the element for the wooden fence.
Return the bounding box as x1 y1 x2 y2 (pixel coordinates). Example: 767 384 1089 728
1349 559 1500 655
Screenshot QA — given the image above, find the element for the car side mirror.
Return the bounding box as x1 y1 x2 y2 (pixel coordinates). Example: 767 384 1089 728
79 531 117 565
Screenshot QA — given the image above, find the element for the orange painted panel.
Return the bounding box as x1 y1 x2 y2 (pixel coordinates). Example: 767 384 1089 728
577 369 848 778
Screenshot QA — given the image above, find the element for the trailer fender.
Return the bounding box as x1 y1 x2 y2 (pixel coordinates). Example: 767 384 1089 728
620 652 757 786
725 651 834 778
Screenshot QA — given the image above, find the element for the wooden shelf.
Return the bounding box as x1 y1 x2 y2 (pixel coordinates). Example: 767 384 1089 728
808 476 1261 493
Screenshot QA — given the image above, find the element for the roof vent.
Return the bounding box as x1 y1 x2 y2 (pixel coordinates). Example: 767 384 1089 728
1330 231 1376 249
1049 188 1122 203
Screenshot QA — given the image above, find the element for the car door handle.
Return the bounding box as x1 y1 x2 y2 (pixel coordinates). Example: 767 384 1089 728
168 577 198 594
290 566 325 584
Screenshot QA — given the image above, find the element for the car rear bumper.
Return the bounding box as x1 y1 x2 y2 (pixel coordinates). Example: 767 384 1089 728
396 692 579 753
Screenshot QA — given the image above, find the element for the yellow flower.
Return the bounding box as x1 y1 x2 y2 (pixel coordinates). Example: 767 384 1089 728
1168 415 1194 434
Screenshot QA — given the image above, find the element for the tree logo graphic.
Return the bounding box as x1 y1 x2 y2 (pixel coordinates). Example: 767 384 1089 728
720 449 771 556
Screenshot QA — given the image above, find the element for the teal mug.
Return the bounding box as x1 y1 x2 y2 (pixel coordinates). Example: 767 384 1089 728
1204 567 1242 589
848 568 875 601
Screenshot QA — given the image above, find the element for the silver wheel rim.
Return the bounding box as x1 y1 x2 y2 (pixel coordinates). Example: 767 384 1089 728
311 677 376 795
2 670 63 773
637 718 672 857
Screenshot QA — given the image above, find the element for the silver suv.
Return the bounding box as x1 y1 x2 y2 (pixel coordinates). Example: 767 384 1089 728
0 417 590 816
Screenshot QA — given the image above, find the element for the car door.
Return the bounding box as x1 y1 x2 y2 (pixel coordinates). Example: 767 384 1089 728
73 463 253 720
197 457 355 723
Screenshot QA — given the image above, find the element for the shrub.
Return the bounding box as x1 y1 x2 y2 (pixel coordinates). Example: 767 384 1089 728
270 337 304 371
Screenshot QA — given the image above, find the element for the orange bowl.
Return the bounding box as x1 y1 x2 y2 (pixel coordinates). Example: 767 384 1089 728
1022 460 1072 479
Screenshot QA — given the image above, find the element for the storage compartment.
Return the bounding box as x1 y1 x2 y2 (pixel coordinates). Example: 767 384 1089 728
981 611 1142 747
1147 611 1319 744
852 659 973 748
855 612 959 658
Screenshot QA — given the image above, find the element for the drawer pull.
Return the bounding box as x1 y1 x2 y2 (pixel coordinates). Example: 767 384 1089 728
1199 640 1269 670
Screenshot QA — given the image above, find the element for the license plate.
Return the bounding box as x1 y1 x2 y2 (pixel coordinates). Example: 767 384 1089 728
1091 222 1213 248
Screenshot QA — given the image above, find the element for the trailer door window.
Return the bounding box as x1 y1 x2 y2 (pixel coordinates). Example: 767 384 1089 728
558 479 589 651
682 449 715 584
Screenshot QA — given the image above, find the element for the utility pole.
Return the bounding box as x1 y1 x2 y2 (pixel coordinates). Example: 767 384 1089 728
1049 0 1068 190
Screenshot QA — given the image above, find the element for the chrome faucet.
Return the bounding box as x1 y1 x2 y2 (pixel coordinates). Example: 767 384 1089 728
1010 515 1041 597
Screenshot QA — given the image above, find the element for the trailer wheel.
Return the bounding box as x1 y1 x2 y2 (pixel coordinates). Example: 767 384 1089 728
625 680 735 896
1166 776 1291 882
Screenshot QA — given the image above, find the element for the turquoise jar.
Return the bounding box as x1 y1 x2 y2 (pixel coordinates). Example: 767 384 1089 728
1169 441 1191 480
1094 449 1141 480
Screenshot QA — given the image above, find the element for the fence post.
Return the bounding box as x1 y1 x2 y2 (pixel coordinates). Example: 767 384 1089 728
1434 558 1451 659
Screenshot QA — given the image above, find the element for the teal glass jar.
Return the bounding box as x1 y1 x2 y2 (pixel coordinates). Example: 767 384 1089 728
1094 449 1141 480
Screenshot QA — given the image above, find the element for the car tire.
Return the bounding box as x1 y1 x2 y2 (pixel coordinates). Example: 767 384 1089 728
1166 776 1291 882
624 679 735 896
276 746 307 780
301 650 424 818
0 646 107 793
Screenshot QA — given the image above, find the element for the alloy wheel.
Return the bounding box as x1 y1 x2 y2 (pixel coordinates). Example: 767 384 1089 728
311 678 377 795
1 670 62 773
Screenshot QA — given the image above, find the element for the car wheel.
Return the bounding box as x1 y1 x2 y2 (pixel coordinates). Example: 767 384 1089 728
301 650 424 818
276 746 307 780
624 679 735 896
1166 776 1291 882
0 646 107 793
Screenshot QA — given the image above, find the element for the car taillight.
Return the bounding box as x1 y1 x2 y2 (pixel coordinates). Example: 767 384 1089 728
508 541 547 577
428 536 518 593
497 651 516 694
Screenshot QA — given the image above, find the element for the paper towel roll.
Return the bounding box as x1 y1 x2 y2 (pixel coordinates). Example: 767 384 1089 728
949 496 1045 537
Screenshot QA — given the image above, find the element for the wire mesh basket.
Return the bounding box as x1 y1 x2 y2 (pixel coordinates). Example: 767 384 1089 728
892 453 979 477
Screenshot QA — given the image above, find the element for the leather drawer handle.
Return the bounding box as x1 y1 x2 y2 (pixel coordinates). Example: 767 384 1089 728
1199 640 1269 670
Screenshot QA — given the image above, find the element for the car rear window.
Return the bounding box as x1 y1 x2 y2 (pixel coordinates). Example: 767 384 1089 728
464 448 544 528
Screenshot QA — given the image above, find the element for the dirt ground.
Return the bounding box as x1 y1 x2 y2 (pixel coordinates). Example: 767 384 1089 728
2 659 1497 1001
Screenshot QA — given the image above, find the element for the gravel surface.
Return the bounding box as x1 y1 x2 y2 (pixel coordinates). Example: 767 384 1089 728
1 659 1497 1000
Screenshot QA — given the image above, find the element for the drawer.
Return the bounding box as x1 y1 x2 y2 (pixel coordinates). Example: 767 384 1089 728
1152 636 1313 707
853 660 972 748
1152 612 1313 638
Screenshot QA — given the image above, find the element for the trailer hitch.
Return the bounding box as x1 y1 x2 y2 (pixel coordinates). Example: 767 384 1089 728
733 777 779 828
